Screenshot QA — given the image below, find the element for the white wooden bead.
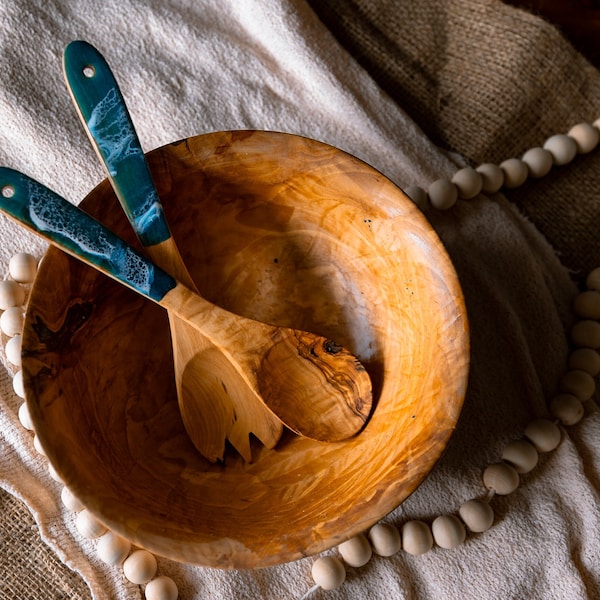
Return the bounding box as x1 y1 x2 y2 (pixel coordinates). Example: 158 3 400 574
0 306 24 336
568 122 599 154
524 418 561 452
431 515 466 549
76 509 107 539
97 531 131 566
33 434 46 456
9 252 38 283
543 133 577 165
452 167 483 199
428 179 458 210
501 439 539 474
499 158 528 188
571 320 600 348
311 556 346 590
5 334 22 366
145 576 179 600
574 290 600 319
47 461 63 483
123 550 158 585
18 401 33 430
401 520 433 555
568 348 600 376
476 163 504 193
483 463 519 495
61 486 84 513
459 499 494 533
0 280 25 310
559 369 595 400
12 369 25 398
550 394 584 426
404 185 429 211
338 533 372 567
586 267 600 291
368 523 401 556
521 147 553 178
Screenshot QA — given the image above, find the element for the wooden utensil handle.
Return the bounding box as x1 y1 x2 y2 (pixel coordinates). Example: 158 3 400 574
64 40 198 291
0 167 176 302
63 40 171 248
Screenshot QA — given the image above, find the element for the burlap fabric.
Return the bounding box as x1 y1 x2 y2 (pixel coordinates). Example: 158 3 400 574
1 1 599 598
309 0 600 276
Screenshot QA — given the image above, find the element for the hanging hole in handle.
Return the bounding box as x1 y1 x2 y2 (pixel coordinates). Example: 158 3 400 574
1 185 15 199
83 65 96 78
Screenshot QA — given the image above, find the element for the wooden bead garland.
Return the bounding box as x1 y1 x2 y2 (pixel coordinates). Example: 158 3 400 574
303 120 598 597
4 121 600 600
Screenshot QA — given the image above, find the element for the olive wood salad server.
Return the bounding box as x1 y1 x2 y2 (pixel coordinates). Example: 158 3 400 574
0 168 373 451
62 40 284 463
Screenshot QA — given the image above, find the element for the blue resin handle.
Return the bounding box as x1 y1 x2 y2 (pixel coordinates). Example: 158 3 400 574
63 40 171 248
0 168 176 302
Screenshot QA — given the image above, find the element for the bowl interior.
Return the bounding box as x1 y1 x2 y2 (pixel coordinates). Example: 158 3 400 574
22 131 468 568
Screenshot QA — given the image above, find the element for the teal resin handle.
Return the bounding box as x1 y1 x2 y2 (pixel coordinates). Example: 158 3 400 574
63 40 171 248
0 168 176 302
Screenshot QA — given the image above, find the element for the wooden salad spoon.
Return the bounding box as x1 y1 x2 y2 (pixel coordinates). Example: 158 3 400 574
62 40 284 463
0 168 373 454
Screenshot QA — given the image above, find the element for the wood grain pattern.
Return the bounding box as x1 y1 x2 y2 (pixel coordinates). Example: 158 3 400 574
22 131 469 568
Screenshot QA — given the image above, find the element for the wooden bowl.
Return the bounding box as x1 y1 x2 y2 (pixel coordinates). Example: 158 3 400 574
22 131 469 568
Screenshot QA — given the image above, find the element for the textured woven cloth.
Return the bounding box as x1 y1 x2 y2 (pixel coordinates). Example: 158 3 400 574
0 1 599 599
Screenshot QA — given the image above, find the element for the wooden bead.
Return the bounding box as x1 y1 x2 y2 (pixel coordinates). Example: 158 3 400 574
559 369 595 400
574 290 600 319
0 280 25 310
76 509 107 539
9 252 38 283
568 122 599 154
499 158 528 188
12 370 24 398
338 534 372 567
368 522 401 557
571 320 600 348
568 348 600 376
47 461 63 483
550 394 584 426
521 147 553 178
586 267 600 291
524 418 561 452
33 435 46 456
483 463 519 495
145 576 179 600
501 439 539 473
476 163 504 193
0 306 24 336
431 515 466 549
5 334 22 366
459 499 494 533
97 531 131 566
123 549 157 584
404 185 429 211
401 520 433 555
311 556 346 590
451 167 482 199
543 133 577 165
61 486 84 513
18 401 33 430
428 179 458 210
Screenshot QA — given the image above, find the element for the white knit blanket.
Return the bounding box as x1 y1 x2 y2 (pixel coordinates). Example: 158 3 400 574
0 1 598 599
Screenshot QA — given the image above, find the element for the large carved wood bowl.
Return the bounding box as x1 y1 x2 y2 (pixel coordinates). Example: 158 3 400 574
22 131 469 568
